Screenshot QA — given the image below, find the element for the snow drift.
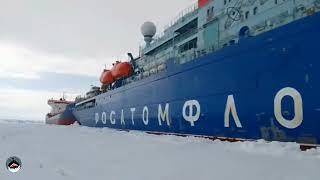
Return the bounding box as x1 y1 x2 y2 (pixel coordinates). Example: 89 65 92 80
0 120 319 180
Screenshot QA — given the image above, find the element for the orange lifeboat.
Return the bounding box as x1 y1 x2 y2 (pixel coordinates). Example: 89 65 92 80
111 61 133 80
100 69 114 85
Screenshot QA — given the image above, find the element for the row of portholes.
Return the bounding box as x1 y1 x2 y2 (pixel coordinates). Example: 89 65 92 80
245 0 285 19
224 0 233 5
244 7 258 20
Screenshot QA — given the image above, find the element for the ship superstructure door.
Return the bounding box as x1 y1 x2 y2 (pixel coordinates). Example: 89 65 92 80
203 20 219 51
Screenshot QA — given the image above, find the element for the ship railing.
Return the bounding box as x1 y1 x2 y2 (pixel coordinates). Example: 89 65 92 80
144 3 199 51
142 52 170 72
143 25 198 57
174 32 241 65
163 3 199 30
174 28 198 44
122 52 172 86
75 95 88 103
175 48 197 64
124 35 241 87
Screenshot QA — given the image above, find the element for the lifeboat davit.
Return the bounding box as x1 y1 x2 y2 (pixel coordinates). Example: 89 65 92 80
100 69 114 85
111 61 133 80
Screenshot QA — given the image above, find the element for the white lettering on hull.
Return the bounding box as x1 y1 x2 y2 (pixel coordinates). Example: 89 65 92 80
142 106 149 125
182 100 201 126
93 87 305 130
110 111 116 125
224 95 242 128
158 103 170 126
95 113 99 124
101 112 107 124
130 108 136 125
274 87 303 129
121 109 125 125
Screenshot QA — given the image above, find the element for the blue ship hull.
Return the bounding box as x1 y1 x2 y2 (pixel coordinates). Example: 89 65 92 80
73 13 320 145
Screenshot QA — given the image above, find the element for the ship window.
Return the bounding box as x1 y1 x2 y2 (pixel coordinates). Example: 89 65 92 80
179 38 197 53
175 18 198 35
253 7 258 15
224 0 227 5
207 7 214 17
245 11 250 19
275 0 278 4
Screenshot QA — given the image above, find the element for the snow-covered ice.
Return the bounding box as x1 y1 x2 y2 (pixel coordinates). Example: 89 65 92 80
0 120 319 180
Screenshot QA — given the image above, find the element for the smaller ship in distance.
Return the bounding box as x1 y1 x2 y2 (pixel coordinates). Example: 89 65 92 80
46 95 76 125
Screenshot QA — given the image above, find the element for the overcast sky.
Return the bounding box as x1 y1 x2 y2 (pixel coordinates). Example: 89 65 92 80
0 0 196 121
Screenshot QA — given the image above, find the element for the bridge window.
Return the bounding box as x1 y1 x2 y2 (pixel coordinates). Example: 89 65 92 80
224 0 227 5
275 0 278 4
207 6 215 18
175 18 198 35
179 38 198 53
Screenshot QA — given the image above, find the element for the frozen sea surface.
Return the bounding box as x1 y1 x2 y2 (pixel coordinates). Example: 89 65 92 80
0 120 319 180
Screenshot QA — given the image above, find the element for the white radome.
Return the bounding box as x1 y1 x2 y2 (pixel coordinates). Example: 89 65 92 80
141 21 157 37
